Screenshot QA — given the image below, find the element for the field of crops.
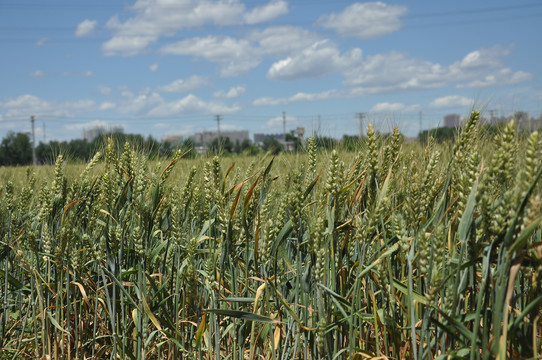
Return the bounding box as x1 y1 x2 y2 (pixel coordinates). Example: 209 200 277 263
1 111 541 359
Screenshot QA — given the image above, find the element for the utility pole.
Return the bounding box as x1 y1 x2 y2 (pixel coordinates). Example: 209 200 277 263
419 111 423 135
318 115 321 138
489 109 496 124
282 111 286 141
215 114 222 137
215 114 222 148
43 122 46 142
31 115 37 166
356 112 365 139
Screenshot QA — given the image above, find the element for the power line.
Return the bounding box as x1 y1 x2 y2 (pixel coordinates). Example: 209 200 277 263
30 115 36 165
0 3 540 36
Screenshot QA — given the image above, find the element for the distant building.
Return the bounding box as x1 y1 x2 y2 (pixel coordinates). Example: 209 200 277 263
296 127 305 144
82 125 124 141
444 114 461 128
253 133 284 144
162 135 184 144
191 130 249 145
254 127 305 151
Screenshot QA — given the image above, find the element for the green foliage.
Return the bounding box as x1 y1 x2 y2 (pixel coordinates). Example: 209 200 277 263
0 132 32 166
419 126 456 143
261 137 283 154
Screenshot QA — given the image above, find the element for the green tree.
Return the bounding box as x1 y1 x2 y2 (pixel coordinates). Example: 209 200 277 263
285 130 302 151
341 135 361 152
262 138 283 154
0 132 33 166
209 136 234 154
419 127 456 143
181 138 196 158
314 136 337 149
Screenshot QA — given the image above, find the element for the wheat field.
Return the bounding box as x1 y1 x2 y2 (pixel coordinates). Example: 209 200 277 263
1 111 541 359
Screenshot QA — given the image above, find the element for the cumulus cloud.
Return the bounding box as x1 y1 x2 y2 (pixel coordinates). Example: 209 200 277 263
430 95 474 108
115 89 164 115
147 94 240 116
318 2 407 39
92 87 241 117
98 85 112 96
103 35 156 56
102 0 289 56
160 26 324 77
248 26 321 56
174 26 324 77
160 36 258 77
36 37 49 46
343 45 532 95
460 68 532 88
0 94 96 119
31 70 45 78
149 63 159 72
266 114 296 126
253 90 339 107
214 86 246 99
370 102 420 113
244 0 288 24
155 75 209 93
268 40 362 80
99 102 116 110
75 19 98 37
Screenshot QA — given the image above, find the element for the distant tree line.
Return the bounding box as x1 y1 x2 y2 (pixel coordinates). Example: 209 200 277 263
1 130 410 166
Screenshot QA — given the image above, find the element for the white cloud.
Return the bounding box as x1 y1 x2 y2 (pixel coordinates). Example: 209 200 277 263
147 94 240 116
160 36 259 77
318 2 407 39
430 95 474 108
35 70 95 78
99 102 116 110
31 70 45 78
214 86 246 99
60 70 94 77
155 75 209 93
101 0 249 56
149 63 159 72
98 85 112 96
36 37 49 46
344 51 447 91
160 26 322 77
253 97 285 107
116 90 164 115
248 26 321 57
75 19 98 37
343 45 532 94
253 89 339 106
102 35 156 56
371 102 420 113
266 114 296 126
102 87 240 117
254 45 531 106
268 40 362 80
101 0 292 56
160 36 251 61
0 95 96 119
244 0 288 24
461 68 532 88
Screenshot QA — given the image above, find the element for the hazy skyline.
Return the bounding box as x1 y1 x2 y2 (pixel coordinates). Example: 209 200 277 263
1 0 541 141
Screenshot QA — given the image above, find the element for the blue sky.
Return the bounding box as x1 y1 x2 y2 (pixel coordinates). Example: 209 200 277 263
1 0 541 141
